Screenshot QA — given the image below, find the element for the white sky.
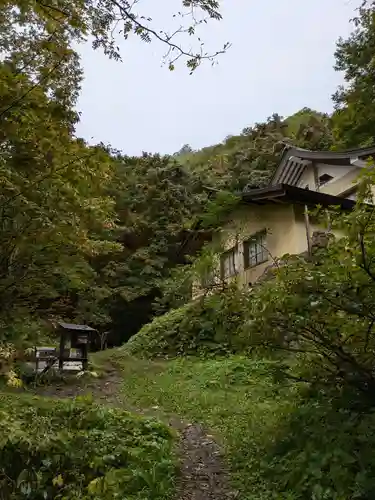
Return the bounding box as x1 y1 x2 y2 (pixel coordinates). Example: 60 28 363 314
75 0 358 155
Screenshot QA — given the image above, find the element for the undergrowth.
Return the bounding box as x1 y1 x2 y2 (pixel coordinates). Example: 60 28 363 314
93 351 295 498
0 391 176 500
125 287 249 359
93 350 375 500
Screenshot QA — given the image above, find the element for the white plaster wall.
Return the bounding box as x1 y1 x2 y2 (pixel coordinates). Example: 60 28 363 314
216 203 302 286
192 199 350 299
317 163 352 181
320 167 361 196
297 166 315 190
297 162 360 194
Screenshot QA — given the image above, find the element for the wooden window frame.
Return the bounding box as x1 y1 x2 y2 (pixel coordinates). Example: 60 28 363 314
200 270 215 288
243 231 268 269
220 246 237 279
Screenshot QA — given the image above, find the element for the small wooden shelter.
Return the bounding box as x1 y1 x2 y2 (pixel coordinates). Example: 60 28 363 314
57 322 96 371
33 322 96 374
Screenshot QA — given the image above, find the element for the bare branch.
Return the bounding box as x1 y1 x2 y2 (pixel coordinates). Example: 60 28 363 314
35 0 228 70
109 0 228 69
364 317 375 353
36 1 70 17
358 231 375 282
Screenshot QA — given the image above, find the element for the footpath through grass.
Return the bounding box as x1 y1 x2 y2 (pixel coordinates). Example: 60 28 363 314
93 350 297 499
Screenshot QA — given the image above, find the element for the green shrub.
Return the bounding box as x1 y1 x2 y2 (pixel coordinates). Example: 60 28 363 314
125 286 249 358
0 394 175 499
257 390 375 500
113 353 375 500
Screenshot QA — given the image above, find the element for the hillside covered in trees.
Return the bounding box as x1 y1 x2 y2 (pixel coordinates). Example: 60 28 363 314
1 0 371 351
0 102 337 349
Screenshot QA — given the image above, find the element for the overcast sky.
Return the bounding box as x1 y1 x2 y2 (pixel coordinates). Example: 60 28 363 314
75 0 357 156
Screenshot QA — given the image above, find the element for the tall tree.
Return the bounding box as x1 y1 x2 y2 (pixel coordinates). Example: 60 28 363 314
0 0 227 349
0 60 120 343
95 153 209 344
332 2 375 148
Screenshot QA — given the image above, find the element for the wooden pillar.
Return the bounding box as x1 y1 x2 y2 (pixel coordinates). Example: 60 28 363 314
313 162 320 191
82 343 88 371
326 209 332 232
304 204 312 257
59 330 65 372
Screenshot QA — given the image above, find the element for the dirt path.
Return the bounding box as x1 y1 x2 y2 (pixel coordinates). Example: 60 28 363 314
34 369 237 500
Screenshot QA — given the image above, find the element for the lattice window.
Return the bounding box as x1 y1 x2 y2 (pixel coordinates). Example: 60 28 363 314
201 271 215 288
221 247 237 278
244 231 268 268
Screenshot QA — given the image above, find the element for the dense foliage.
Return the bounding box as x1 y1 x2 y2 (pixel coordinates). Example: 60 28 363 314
105 353 375 500
0 62 119 344
177 109 333 193
332 2 375 147
7 0 375 499
125 284 248 358
128 172 375 411
4 0 375 498
259 390 375 500
2 0 374 352
0 0 227 349
0 393 175 499
102 108 334 345
242 187 375 408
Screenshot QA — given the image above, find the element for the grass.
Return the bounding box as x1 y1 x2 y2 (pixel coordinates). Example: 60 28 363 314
92 349 298 498
0 389 176 499
6 349 373 499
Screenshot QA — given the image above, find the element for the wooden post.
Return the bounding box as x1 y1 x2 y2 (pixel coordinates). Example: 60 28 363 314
304 204 312 257
59 330 65 372
326 209 332 232
82 343 88 371
313 162 320 191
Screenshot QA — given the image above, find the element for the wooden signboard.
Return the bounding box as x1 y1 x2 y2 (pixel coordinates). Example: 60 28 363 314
77 334 89 344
